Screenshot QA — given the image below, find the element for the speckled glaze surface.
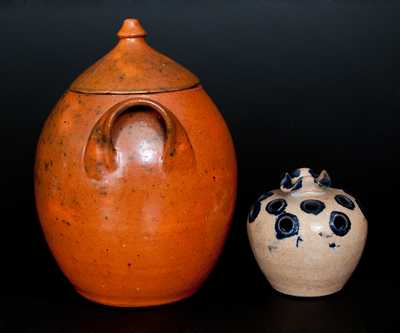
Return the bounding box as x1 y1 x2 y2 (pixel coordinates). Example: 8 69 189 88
247 168 367 297
35 19 237 307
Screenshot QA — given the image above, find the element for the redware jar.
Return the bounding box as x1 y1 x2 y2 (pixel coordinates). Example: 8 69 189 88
35 18 237 307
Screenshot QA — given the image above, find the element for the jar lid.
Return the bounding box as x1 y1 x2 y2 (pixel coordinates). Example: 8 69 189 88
70 19 200 94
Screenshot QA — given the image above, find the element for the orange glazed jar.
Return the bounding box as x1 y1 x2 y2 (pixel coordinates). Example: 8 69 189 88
35 19 237 307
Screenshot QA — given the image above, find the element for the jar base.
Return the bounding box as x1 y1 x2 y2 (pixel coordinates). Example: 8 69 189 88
75 288 198 307
270 282 344 297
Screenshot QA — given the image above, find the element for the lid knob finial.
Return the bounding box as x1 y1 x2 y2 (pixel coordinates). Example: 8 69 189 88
117 18 147 39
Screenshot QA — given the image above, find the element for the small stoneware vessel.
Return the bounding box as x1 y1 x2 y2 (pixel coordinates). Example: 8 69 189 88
35 18 237 307
247 168 367 297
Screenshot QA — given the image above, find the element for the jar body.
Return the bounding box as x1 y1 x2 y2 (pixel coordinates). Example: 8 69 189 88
35 86 237 306
247 168 367 297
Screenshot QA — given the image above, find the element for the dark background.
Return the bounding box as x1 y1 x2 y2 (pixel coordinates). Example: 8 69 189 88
1 0 400 331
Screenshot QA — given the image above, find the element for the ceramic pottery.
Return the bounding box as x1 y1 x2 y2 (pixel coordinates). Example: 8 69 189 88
247 168 367 297
35 19 237 307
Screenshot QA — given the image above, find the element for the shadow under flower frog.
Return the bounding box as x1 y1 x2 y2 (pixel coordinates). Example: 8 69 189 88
247 167 367 297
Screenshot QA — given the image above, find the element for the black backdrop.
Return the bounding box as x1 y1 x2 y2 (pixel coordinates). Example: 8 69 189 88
1 0 400 331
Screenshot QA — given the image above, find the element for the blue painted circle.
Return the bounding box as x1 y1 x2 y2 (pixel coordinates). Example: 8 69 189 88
335 194 355 210
248 201 261 223
275 213 299 239
248 191 275 223
329 211 351 237
266 199 287 215
300 199 326 215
